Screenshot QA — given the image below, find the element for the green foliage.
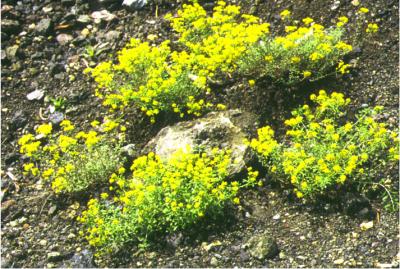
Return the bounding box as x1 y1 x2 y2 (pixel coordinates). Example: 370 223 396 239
84 1 273 122
19 119 125 193
78 147 260 254
248 90 399 205
238 14 353 84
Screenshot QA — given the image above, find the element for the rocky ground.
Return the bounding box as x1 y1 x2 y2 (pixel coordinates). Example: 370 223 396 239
1 0 399 268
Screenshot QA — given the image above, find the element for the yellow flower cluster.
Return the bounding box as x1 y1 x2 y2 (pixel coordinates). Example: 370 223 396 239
249 90 398 200
87 1 269 122
366 23 379 33
168 1 270 75
78 147 260 253
18 119 124 193
238 10 354 84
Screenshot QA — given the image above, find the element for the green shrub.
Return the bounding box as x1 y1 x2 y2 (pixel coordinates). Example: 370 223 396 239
78 147 260 253
86 1 269 122
19 119 125 193
237 12 353 84
248 90 399 205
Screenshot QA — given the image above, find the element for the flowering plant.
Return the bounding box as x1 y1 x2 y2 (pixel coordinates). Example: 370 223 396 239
19 119 125 193
78 147 260 253
248 90 398 203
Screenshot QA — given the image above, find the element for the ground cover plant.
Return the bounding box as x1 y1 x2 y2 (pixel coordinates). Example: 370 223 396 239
86 1 366 123
78 148 260 254
248 90 399 208
18 119 125 193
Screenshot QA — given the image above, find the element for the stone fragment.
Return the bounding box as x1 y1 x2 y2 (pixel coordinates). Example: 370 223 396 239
334 258 344 265
123 0 148 9
26 89 45 101
56 34 73 46
47 252 61 262
246 233 279 260
2 19 21 34
360 221 374 231
91 10 116 23
36 18 52 34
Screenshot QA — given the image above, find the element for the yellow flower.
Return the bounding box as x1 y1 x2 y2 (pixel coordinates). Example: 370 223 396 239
42 168 54 179
248 80 256 87
332 133 340 141
91 120 100 127
285 26 297 33
295 190 303 198
302 17 314 25
337 60 351 74
280 9 291 19
264 55 273 62
366 23 379 33
23 163 34 172
336 16 348 27
291 56 301 64
118 167 126 174
303 71 312 78
360 153 368 161
338 174 346 183
344 123 352 132
18 134 34 145
60 120 75 131
100 193 109 199
216 104 227 110
358 7 369 14
36 123 52 136
310 52 323 61
233 197 240 204
333 165 341 172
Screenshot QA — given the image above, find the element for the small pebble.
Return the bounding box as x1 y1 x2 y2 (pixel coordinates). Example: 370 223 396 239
360 221 374 231
334 258 344 265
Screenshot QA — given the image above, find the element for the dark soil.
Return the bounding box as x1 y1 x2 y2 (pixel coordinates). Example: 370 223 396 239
1 0 399 268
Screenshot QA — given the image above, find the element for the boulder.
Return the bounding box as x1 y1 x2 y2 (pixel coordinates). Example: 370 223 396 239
246 233 279 260
145 110 258 177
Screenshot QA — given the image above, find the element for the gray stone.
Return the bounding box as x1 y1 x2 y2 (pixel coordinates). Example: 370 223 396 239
334 258 344 265
26 89 45 101
63 249 95 268
9 111 27 131
2 19 21 34
48 205 57 215
36 18 52 34
145 110 257 177
77 15 91 24
5 45 19 60
47 252 61 262
123 0 148 9
56 34 73 46
105 30 121 41
246 233 279 260
49 112 65 125
91 10 116 23
210 256 218 267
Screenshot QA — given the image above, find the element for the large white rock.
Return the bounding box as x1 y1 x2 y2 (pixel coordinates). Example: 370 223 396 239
145 110 258 177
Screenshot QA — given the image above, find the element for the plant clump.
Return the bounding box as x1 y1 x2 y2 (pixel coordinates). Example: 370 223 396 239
87 1 363 123
87 1 269 123
237 11 356 84
248 90 398 205
18 119 125 193
78 147 260 254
